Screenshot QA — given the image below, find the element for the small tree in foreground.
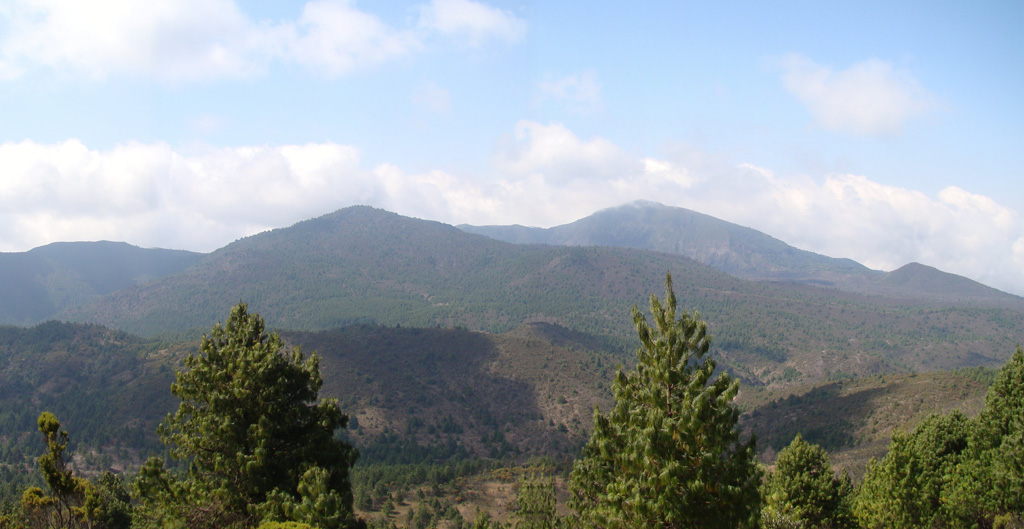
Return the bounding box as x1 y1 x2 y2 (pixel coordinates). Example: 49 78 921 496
568 274 761 529
136 303 361 529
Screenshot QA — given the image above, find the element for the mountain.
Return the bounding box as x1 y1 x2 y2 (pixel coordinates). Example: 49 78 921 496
60 206 735 341
57 206 1024 387
459 201 879 286
874 262 1022 305
0 321 181 486
459 201 1023 305
741 367 994 478
0 241 204 325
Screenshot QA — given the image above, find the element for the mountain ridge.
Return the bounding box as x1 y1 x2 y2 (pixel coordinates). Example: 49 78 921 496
459 200 1021 305
0 241 204 326
47 205 1024 389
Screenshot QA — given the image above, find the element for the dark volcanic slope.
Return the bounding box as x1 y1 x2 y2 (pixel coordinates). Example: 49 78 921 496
59 206 1024 387
0 241 204 325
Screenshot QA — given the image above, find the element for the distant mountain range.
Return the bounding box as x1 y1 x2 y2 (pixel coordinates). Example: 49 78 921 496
0 241 202 325
460 200 1018 304
2 202 1022 387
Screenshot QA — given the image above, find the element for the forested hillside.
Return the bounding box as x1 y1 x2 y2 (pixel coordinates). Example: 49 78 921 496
1 304 1020 528
52 206 1024 388
0 319 998 499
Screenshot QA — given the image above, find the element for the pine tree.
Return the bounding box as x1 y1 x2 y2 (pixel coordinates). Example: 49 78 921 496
763 434 853 529
568 274 760 529
136 303 360 529
19 413 130 529
513 474 558 529
943 346 1024 527
854 410 969 529
21 412 90 529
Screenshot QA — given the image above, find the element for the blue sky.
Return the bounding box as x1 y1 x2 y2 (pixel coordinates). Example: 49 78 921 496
1 0 1023 295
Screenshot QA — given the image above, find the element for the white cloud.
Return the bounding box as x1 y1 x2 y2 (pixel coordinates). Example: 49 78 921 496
537 70 602 114
417 0 526 46
286 1 420 76
3 125 1023 297
0 0 266 80
0 139 370 251
779 54 939 136
493 121 639 183
0 0 524 81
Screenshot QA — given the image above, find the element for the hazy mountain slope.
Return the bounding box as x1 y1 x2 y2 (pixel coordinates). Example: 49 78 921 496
874 262 1023 306
0 241 204 325
460 200 879 285
57 206 1024 385
460 201 1024 306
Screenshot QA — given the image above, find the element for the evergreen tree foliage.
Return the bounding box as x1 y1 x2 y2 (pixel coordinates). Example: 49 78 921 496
943 346 1024 527
135 303 361 529
513 474 558 529
15 413 129 529
568 274 761 529
257 467 352 529
763 434 853 529
854 410 969 529
22 412 90 529
472 509 505 529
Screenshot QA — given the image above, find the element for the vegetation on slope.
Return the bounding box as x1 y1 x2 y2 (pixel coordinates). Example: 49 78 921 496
54 207 1024 388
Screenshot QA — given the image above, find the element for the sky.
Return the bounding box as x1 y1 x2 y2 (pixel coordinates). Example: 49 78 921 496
1 1 1023 295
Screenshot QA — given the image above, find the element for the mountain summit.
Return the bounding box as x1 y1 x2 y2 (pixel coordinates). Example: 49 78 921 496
460 200 877 287
460 200 1022 305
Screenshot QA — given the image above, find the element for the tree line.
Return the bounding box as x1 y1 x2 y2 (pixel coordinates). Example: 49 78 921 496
1 275 1022 528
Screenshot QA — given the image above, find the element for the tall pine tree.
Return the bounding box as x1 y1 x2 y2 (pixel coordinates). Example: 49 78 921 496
136 303 361 529
568 274 760 529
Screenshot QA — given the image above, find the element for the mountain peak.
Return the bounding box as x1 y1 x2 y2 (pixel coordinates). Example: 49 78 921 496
873 261 1024 305
615 199 667 209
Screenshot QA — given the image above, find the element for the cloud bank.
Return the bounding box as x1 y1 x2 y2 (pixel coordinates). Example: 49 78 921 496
779 54 939 136
2 123 1022 296
0 0 525 81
